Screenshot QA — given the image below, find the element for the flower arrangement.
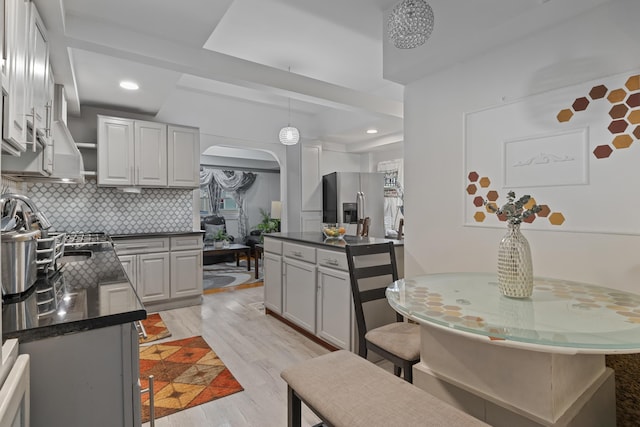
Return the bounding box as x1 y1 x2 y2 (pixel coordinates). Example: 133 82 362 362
485 191 541 225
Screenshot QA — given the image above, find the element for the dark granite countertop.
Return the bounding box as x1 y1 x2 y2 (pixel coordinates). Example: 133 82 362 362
111 231 203 239
2 242 146 343
264 232 403 251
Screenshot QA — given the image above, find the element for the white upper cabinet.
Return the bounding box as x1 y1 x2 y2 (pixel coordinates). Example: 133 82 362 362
134 120 167 186
167 125 199 187
3 0 31 153
27 2 50 144
98 116 198 188
97 116 135 186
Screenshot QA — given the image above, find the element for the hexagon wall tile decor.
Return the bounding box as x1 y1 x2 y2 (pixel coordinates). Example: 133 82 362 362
465 69 640 235
556 72 640 160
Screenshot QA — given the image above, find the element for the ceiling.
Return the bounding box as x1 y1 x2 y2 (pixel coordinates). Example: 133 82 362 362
32 0 613 153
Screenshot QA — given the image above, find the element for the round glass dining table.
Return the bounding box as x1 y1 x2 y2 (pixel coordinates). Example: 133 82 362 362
386 272 640 353
384 272 637 427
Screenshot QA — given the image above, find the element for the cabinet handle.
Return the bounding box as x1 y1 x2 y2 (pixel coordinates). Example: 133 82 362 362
122 246 153 251
44 102 52 137
292 251 303 257
325 259 339 266
134 320 147 339
141 375 155 427
27 108 36 151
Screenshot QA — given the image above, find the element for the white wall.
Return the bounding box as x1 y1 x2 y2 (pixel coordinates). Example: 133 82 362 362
404 0 640 292
320 149 364 175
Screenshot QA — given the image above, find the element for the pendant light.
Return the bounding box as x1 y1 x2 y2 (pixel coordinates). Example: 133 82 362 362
279 67 300 145
387 0 435 49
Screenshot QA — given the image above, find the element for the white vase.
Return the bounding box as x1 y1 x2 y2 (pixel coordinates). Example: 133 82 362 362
497 222 533 298
214 240 223 249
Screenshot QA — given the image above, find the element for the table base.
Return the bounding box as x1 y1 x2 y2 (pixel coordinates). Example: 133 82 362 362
413 325 615 426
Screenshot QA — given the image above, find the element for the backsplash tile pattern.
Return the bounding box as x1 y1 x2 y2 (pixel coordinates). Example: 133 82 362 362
27 179 194 234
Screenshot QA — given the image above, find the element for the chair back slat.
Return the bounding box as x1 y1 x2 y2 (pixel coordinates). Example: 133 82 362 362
352 264 395 280
360 287 388 303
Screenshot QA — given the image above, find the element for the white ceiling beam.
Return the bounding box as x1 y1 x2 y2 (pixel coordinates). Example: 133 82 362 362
58 16 403 118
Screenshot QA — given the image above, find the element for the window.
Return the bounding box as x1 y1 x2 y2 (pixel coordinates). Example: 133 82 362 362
220 191 238 211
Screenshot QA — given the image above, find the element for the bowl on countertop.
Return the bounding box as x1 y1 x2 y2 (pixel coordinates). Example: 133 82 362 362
322 224 346 239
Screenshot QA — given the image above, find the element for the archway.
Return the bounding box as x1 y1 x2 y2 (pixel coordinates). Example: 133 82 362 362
198 141 285 242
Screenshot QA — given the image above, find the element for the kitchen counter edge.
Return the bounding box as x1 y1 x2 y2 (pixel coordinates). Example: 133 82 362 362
111 231 204 239
264 232 403 251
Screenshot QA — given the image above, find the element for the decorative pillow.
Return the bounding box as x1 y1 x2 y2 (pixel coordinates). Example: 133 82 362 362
204 223 225 242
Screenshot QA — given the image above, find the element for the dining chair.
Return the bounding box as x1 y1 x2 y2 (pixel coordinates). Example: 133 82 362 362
345 242 420 382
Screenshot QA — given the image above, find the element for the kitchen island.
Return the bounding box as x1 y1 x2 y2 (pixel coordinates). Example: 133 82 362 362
2 241 146 427
262 232 403 352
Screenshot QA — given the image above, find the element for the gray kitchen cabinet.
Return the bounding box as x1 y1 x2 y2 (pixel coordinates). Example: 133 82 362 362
115 234 203 309
263 237 283 314
97 116 167 187
316 265 352 350
264 252 283 313
135 120 168 186
170 249 203 298
138 252 171 302
282 242 317 334
3 0 31 152
167 124 200 187
20 322 141 427
263 236 404 352
97 116 198 188
115 237 171 303
27 2 50 144
97 116 135 185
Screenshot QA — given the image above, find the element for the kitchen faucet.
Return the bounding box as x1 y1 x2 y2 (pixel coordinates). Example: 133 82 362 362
0 193 52 232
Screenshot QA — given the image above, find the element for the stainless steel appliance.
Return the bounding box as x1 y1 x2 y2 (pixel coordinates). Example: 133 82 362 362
1 193 53 296
322 172 385 237
1 230 40 296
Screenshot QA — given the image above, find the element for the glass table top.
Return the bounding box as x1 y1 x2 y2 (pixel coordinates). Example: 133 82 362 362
386 272 640 353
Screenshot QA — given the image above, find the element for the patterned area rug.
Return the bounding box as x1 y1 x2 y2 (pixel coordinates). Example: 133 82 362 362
139 313 172 344
139 336 244 423
203 258 263 294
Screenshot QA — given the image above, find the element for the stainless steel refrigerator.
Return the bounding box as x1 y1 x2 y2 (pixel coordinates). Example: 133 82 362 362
322 172 385 237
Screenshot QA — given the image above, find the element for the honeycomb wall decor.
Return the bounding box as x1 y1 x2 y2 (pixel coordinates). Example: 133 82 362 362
557 73 640 159
27 179 194 234
465 172 565 227
464 69 640 235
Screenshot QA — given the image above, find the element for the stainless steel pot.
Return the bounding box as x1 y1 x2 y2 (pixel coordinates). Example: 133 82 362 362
1 229 40 296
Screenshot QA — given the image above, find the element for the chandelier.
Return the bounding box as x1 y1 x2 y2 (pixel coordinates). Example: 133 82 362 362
387 0 434 49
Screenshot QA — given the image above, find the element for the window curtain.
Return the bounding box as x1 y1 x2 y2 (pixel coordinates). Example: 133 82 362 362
199 169 220 213
212 170 257 238
377 159 404 234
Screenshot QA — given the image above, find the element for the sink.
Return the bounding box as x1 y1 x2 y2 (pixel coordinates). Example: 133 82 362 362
58 251 93 263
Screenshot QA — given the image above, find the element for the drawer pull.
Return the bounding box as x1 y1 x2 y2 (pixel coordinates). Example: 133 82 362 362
325 259 339 266
135 320 147 339
292 251 303 257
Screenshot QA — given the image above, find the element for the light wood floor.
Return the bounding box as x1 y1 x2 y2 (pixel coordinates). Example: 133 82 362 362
142 286 328 426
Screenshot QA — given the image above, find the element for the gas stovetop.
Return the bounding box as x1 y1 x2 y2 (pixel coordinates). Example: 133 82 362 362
64 232 112 246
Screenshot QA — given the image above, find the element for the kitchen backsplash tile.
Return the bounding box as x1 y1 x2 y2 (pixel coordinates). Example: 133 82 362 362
27 179 194 234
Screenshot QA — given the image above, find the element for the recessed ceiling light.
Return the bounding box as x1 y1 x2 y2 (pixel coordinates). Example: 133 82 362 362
119 81 139 90
366 129 378 134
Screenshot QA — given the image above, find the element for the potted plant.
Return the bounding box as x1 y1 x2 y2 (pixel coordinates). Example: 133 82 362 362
213 228 229 249
255 208 280 242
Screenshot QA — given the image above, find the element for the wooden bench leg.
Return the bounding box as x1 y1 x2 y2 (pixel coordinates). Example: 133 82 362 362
287 385 302 427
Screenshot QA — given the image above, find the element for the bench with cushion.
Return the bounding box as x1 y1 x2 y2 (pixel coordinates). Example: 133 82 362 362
281 350 490 427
